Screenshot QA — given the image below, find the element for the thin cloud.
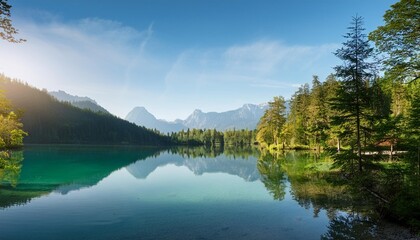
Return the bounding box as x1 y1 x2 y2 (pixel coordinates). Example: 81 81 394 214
1 16 340 120
0 17 162 118
164 40 338 90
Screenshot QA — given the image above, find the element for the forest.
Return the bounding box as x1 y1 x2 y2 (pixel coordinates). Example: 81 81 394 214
169 128 256 148
0 75 171 146
255 0 420 228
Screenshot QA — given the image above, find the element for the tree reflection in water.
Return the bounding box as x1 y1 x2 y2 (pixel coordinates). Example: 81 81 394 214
169 145 260 159
321 213 376 240
257 150 379 239
257 152 287 201
0 150 23 188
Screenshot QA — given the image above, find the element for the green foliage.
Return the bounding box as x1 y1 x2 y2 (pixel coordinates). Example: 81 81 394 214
256 96 287 149
169 145 259 159
257 152 286 201
321 214 377 240
369 0 420 83
0 90 27 149
255 2 420 230
0 0 24 42
10 129 27 146
284 75 341 150
0 150 23 187
170 128 256 149
331 16 378 172
404 84 420 174
285 84 310 146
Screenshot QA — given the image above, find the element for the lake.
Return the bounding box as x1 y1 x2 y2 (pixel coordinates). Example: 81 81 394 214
0 146 383 239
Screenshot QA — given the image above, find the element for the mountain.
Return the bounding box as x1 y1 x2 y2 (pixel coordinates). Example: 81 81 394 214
126 151 260 182
0 75 170 145
49 90 94 103
49 90 109 114
126 107 186 133
126 103 269 133
183 103 268 130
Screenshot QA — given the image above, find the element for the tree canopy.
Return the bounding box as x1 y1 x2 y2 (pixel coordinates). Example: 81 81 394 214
332 16 377 172
0 91 26 148
0 0 24 43
256 96 287 149
369 0 420 83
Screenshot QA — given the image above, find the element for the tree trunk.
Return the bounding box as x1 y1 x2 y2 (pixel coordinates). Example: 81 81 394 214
356 110 362 172
390 144 393 161
418 145 420 176
337 137 341 152
355 78 363 173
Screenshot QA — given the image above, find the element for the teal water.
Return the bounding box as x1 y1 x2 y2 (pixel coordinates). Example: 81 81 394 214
0 146 376 240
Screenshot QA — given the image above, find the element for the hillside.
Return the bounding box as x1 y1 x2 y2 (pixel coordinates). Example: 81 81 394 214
0 75 170 145
49 90 109 114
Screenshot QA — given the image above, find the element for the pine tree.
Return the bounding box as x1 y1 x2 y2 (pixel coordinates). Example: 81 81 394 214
332 16 376 172
308 75 329 151
0 0 24 43
257 96 287 149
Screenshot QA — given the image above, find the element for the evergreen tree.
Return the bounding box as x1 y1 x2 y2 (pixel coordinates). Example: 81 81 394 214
287 84 311 147
308 75 329 151
0 0 24 42
332 16 376 172
256 96 287 149
322 75 342 150
407 86 420 174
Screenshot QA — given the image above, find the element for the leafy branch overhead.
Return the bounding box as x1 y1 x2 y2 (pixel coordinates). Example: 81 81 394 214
0 0 24 43
369 0 419 83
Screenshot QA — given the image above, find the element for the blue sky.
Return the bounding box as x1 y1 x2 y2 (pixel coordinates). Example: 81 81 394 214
1 0 397 120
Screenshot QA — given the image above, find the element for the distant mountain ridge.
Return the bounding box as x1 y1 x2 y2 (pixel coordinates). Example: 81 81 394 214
183 103 269 130
49 90 109 114
125 107 185 133
125 103 270 133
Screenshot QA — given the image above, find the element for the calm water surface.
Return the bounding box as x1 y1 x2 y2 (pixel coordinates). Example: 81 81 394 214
0 146 377 239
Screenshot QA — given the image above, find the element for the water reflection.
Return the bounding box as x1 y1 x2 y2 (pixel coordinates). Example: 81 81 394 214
0 146 261 209
257 152 286 200
126 147 260 182
0 146 389 239
0 150 24 188
0 146 162 208
168 146 259 160
321 213 376 240
258 150 380 239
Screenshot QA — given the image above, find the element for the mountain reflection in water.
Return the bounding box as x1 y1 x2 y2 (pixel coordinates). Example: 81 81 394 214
0 146 394 240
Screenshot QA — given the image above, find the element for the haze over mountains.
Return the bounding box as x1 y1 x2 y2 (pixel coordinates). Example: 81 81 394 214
47 90 289 134
125 107 186 133
49 90 109 114
126 104 270 133
0 78 168 145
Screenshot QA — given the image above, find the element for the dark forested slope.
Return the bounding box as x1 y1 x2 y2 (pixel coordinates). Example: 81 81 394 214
0 75 170 145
